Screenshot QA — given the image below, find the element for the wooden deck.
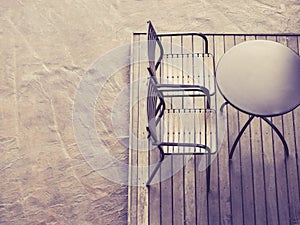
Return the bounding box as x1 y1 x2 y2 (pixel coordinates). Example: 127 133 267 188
128 33 300 225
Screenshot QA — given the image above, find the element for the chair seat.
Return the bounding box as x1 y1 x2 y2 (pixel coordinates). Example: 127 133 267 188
160 53 215 95
157 108 217 154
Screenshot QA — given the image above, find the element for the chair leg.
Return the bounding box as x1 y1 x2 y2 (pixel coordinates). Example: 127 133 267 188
220 101 228 113
146 147 165 187
206 152 211 193
229 115 255 159
261 117 289 157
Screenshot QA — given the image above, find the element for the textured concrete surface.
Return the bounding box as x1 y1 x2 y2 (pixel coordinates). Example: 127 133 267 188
0 0 299 224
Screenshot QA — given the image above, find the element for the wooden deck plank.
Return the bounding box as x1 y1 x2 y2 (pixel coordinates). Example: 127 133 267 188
182 36 197 225
215 35 232 225
148 33 162 225
193 34 209 225
260 35 280 224
169 35 186 225
294 104 300 225
184 155 197 225
275 36 297 225
160 171 173 225
251 116 268 225
192 35 200 225
239 115 256 225
295 37 300 225
283 35 300 224
148 140 161 224
195 162 208 225
128 34 140 225
136 34 149 225
274 36 293 225
159 35 174 225
248 35 268 225
271 112 290 225
172 156 185 225
148 151 161 225
207 34 221 225
227 35 245 225
261 115 280 225
266 35 290 225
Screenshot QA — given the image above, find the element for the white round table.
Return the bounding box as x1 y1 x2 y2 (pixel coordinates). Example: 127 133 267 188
216 40 300 159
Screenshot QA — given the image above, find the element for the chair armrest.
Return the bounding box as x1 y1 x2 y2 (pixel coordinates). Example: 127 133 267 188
157 84 209 94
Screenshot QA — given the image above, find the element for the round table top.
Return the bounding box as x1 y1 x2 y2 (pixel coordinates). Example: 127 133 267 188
216 40 300 117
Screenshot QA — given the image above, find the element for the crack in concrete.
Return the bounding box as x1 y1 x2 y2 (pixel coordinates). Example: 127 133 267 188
35 79 72 160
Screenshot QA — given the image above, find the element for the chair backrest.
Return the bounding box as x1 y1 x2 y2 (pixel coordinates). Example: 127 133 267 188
147 21 164 80
147 76 165 143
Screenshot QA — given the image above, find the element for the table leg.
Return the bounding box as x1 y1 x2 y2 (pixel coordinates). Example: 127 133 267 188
261 117 289 157
229 115 289 160
229 115 255 159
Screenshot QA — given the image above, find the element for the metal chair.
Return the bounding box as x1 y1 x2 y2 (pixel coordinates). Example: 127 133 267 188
147 20 215 96
146 75 217 192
